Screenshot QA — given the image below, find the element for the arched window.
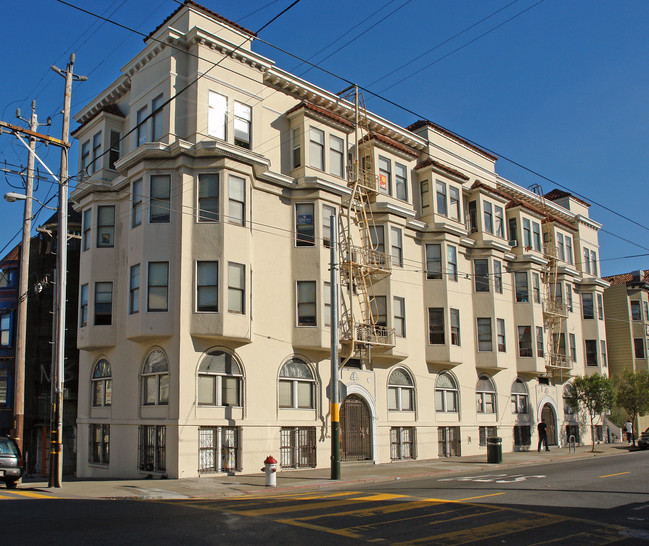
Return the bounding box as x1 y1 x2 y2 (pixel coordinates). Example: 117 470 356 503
388 368 414 411
142 349 169 406
476 375 496 414
563 384 576 415
435 372 458 413
198 350 242 406
511 378 528 414
92 358 112 407
279 358 315 409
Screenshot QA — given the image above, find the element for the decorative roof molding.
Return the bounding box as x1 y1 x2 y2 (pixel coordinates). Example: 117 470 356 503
407 119 497 162
416 157 469 181
286 101 354 130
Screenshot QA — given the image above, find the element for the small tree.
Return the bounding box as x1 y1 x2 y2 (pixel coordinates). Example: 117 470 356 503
614 369 649 446
567 374 616 452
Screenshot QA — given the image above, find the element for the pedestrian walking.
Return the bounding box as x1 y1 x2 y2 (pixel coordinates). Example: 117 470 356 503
537 419 550 452
625 420 633 445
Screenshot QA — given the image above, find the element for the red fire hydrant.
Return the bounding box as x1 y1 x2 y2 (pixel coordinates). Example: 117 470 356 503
261 455 278 487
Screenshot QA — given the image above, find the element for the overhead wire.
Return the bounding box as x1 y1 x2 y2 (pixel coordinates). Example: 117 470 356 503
6 0 648 264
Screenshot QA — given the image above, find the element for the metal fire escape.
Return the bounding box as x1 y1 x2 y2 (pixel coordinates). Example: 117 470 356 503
338 85 395 366
531 185 570 378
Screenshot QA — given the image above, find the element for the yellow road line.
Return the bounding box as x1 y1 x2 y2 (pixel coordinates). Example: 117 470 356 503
530 529 625 545
456 492 506 501
0 490 60 499
276 518 366 540
289 499 445 522
397 513 564 545
599 472 630 478
231 493 406 517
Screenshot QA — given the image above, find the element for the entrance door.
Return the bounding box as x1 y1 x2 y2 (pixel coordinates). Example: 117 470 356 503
541 404 557 445
340 395 372 461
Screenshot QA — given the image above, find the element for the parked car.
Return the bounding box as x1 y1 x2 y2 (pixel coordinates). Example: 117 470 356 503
0 435 24 488
639 428 649 450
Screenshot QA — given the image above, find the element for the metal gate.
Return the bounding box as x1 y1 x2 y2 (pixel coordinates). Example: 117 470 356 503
340 395 372 461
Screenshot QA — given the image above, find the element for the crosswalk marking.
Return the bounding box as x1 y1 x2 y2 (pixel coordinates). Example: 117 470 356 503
0 489 59 499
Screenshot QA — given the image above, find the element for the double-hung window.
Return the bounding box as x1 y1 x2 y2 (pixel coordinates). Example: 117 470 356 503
474 259 489 292
393 297 405 337
590 250 598 276
634 338 646 359
97 206 115 248
388 368 414 411
82 209 91 251
136 106 148 147
94 282 113 325
582 293 594 319
495 205 504 237
483 201 493 233
322 205 336 248
233 102 251 148
533 273 541 303
150 174 170 223
129 264 140 314
428 308 444 344
198 351 242 406
390 227 403 267
449 186 460 221
148 262 169 312
494 260 503 293
515 272 529 303
80 284 88 327
208 91 227 139
585 339 598 365
324 282 332 327
91 131 102 174
557 233 565 261
132 179 143 227
536 326 544 357
197 261 218 312
450 308 460 346
291 127 301 168
631 301 642 321
426 244 442 280
597 293 604 320
420 180 430 211
497 318 506 352
583 248 591 274
508 217 518 244
329 135 344 177
0 315 10 346
279 359 315 409
476 376 496 414
198 173 219 222
532 222 541 251
370 296 387 327
109 130 120 170
477 318 492 351
523 218 532 248
378 156 391 194
448 245 458 281
565 236 573 264
518 326 532 357
228 262 245 314
297 281 316 326
295 203 315 246
80 141 90 177
151 94 164 142
395 163 407 201
89 424 110 465
436 181 447 216
228 175 245 226
309 127 325 170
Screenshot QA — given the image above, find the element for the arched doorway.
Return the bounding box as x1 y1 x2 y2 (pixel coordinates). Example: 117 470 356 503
541 403 558 445
340 394 372 461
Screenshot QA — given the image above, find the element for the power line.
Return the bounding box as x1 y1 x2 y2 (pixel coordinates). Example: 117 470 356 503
25 1 649 257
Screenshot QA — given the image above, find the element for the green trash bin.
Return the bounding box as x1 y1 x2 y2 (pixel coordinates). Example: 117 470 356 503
487 437 502 464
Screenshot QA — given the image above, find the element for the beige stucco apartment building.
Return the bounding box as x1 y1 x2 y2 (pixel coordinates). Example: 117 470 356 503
72 1 609 479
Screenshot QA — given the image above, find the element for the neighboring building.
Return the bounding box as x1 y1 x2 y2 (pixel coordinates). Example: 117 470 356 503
23 207 81 476
0 209 81 473
72 1 608 479
603 269 649 431
0 245 20 435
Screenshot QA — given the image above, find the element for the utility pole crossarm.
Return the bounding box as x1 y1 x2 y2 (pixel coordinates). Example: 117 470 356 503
0 121 70 148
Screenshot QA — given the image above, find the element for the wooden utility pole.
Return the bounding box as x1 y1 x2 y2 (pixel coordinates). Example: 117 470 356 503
49 53 86 488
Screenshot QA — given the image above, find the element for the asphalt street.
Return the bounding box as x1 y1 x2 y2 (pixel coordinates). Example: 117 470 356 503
2 450 648 544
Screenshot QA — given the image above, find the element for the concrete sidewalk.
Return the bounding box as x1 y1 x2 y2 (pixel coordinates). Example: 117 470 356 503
19 443 637 500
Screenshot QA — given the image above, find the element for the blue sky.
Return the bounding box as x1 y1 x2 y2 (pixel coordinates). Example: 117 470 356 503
1 0 648 276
